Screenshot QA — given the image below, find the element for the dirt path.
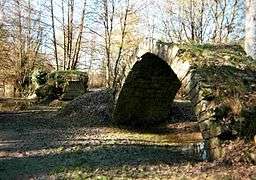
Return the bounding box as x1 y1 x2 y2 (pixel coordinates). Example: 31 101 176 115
0 102 255 179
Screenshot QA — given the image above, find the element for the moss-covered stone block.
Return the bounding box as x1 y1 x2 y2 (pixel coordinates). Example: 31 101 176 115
36 70 88 100
61 81 87 100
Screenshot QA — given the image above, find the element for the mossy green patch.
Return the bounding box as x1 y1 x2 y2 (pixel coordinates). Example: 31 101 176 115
175 43 256 69
104 127 202 144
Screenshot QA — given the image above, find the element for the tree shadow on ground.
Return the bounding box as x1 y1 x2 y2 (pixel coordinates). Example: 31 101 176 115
0 99 202 178
0 111 74 153
0 143 202 179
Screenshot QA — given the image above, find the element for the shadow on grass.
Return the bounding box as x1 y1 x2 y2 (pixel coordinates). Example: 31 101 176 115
0 143 201 179
0 99 202 178
0 99 199 153
0 111 74 153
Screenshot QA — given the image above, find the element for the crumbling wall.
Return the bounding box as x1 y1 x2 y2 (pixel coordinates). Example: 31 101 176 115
153 42 256 160
36 70 88 101
61 72 88 100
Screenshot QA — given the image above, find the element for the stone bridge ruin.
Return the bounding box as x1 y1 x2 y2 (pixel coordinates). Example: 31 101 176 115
114 39 256 160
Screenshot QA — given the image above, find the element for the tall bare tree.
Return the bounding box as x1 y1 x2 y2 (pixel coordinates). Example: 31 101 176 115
112 0 130 91
162 0 243 43
54 0 87 70
0 0 47 96
50 0 59 70
102 0 115 87
71 0 87 69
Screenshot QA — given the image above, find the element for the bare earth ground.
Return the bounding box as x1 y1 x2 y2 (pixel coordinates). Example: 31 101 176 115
0 101 255 179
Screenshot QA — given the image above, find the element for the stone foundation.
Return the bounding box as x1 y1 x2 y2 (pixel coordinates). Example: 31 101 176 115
61 80 87 100
189 70 223 160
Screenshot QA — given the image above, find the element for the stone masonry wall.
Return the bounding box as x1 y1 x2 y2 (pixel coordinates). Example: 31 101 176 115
189 70 223 160
138 41 256 160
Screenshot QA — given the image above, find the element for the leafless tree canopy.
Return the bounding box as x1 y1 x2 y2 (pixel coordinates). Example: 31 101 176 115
0 0 253 96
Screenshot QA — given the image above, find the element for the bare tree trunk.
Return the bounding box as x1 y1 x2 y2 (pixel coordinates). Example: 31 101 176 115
198 0 205 43
245 0 256 60
67 0 71 69
218 0 227 43
72 0 87 69
27 0 31 51
65 0 75 70
103 0 115 87
189 0 195 42
16 0 23 97
62 0 66 70
224 0 238 42
67 0 74 69
211 1 219 42
17 0 23 70
112 0 129 91
50 0 59 70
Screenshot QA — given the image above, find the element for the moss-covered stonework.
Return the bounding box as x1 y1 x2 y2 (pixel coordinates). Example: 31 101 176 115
176 45 256 160
175 44 255 68
59 72 88 100
36 70 88 101
154 42 256 160
61 81 87 100
113 53 181 127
